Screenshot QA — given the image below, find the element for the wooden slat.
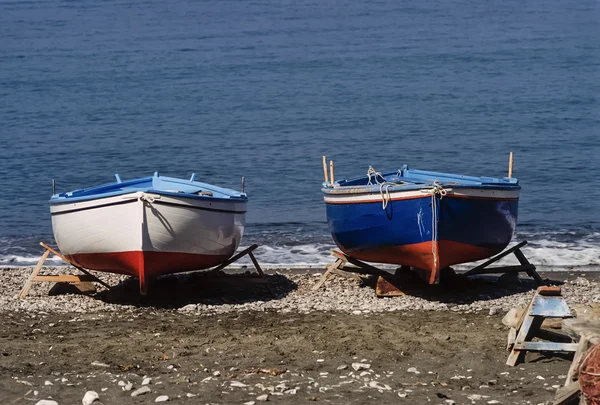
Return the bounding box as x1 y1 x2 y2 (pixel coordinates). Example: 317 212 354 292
565 337 589 386
210 244 259 273
32 275 96 283
553 380 580 405
507 314 544 366
464 241 528 275
19 249 50 299
39 243 111 289
513 341 578 352
534 329 574 344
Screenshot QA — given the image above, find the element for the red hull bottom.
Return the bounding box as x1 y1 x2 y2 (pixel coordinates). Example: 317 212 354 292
67 251 231 294
348 240 503 284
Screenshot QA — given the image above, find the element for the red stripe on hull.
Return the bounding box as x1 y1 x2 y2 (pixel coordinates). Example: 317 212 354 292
347 240 505 284
67 251 231 293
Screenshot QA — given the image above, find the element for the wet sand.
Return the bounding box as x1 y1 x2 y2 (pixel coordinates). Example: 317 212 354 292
0 267 598 404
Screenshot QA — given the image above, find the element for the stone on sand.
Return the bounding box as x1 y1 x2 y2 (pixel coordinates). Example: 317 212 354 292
82 390 99 405
131 386 151 397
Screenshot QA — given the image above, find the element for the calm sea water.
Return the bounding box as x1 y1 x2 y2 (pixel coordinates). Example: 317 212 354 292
1 0 599 269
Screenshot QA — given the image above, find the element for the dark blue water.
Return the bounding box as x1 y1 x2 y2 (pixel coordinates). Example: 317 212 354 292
1 0 599 268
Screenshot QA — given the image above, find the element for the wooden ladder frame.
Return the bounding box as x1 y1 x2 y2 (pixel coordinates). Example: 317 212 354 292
506 286 577 367
19 242 111 299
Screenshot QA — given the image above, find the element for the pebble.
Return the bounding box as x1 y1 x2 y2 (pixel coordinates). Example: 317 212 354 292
230 381 248 388
2 267 598 315
155 395 169 402
407 367 420 374
351 362 370 371
44 381 53 386
124 382 133 391
337 365 348 370
243 402 256 405
142 377 152 385
131 386 151 397
489 307 500 316
35 401 59 405
82 391 99 405
256 393 269 401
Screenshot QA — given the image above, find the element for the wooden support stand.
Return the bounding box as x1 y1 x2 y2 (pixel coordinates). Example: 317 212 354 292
206 244 274 297
463 241 544 284
313 250 406 297
506 286 576 367
19 242 111 299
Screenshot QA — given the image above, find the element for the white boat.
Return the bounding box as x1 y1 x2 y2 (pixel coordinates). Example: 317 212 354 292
50 172 247 293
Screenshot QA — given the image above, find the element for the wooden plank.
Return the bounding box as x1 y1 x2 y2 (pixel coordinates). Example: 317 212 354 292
32 275 96 283
375 276 406 297
507 314 544 366
464 241 528 276
538 286 562 296
330 267 362 280
39 242 111 289
513 341 578 352
248 251 264 277
535 328 574 344
331 250 387 275
553 380 580 405
464 264 536 276
210 244 259 273
19 249 50 299
312 269 333 291
565 337 589 386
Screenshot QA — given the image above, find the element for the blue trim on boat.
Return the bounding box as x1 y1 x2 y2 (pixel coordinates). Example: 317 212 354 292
50 174 247 205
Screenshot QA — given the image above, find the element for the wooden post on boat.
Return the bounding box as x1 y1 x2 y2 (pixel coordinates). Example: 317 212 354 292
508 151 514 178
329 160 335 186
322 156 329 183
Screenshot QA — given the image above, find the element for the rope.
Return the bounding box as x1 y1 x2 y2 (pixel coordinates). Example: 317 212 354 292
367 166 386 185
425 181 447 277
367 166 404 210
139 193 156 203
380 183 392 209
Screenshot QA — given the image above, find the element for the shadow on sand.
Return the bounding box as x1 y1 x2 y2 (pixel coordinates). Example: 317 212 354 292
93 271 297 309
360 269 564 305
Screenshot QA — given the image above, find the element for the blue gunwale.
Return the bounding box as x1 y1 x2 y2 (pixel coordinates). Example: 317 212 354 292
322 165 520 195
50 173 247 205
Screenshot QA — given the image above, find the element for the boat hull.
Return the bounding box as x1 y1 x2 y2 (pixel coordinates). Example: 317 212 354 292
325 188 519 284
51 191 246 292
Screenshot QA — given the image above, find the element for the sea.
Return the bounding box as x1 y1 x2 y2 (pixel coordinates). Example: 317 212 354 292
1 0 599 271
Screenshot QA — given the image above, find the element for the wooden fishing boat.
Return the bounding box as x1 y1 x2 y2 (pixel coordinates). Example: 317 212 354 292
50 172 247 293
322 165 520 284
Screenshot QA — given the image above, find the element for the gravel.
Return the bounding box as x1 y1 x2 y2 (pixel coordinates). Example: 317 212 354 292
2 265 599 316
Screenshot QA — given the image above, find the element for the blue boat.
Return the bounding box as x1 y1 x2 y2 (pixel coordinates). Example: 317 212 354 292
322 165 520 284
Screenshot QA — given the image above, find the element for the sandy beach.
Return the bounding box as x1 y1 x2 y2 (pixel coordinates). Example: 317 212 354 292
1 266 599 405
